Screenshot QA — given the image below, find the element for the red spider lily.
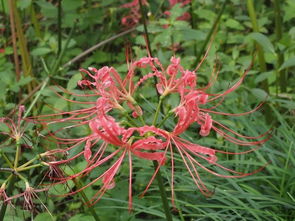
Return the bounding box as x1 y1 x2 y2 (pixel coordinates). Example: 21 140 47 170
35 55 269 211
46 115 166 210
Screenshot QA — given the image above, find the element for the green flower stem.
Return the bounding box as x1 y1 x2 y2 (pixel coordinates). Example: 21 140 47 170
138 1 172 220
152 96 164 126
153 161 173 221
18 154 41 169
23 77 49 119
0 151 14 168
72 178 100 221
157 111 173 128
17 164 42 172
13 139 21 168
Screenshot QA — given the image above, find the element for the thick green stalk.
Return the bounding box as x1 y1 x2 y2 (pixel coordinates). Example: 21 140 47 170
153 161 173 221
246 0 269 92
273 0 286 93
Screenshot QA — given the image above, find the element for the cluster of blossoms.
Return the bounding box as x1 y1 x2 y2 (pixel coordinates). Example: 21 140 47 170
35 55 269 210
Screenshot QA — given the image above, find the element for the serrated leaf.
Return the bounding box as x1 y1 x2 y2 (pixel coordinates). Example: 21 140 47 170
279 56 295 70
248 32 276 54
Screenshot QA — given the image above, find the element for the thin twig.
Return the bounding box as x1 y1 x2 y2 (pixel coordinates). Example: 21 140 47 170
62 28 136 68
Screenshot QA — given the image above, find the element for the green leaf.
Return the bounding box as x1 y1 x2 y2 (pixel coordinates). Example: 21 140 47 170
248 32 276 54
225 18 244 30
69 214 96 221
279 56 295 70
18 0 32 10
251 88 268 101
31 47 52 56
34 213 56 221
67 73 82 90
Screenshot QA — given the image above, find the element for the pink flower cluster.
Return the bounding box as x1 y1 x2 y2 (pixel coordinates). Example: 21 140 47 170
37 56 269 210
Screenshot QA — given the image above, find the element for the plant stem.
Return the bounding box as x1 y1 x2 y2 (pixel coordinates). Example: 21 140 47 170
194 0 229 66
246 0 269 92
138 0 152 56
153 97 163 125
72 178 100 221
57 0 62 55
153 161 173 221
273 0 286 93
14 139 21 168
138 3 171 219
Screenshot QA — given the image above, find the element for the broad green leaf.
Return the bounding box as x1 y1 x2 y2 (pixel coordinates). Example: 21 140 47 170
225 18 244 30
69 214 96 221
34 213 56 221
67 73 82 90
248 32 276 54
31 47 52 56
251 88 268 101
18 0 32 10
279 56 295 70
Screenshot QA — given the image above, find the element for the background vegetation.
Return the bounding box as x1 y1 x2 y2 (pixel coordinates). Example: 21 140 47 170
0 0 294 220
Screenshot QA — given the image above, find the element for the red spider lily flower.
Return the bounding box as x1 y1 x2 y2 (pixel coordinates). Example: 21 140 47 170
46 115 166 211
36 54 269 211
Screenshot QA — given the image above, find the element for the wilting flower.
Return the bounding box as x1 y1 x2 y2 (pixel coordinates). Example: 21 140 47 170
0 105 27 143
36 55 269 210
0 184 10 205
6 183 49 213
